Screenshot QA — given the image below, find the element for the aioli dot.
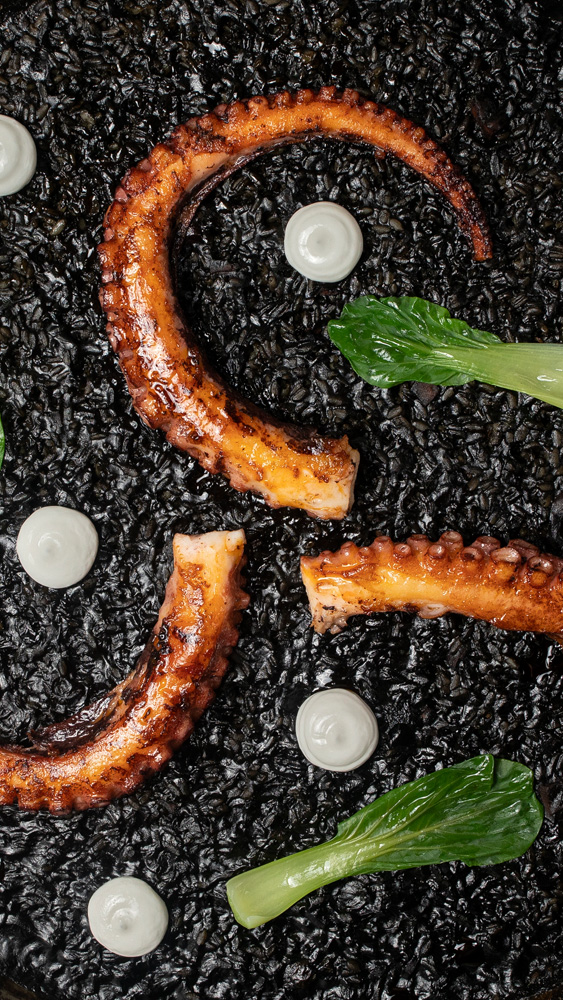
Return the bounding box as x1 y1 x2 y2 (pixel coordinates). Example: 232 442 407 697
0 116 37 196
295 688 379 772
16 506 98 589
284 201 363 282
87 877 168 957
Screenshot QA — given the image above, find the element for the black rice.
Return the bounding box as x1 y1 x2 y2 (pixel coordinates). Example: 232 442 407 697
0 1 562 999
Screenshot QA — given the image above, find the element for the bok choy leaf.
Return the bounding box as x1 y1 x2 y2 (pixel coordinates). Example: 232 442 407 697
226 755 542 928
327 295 563 408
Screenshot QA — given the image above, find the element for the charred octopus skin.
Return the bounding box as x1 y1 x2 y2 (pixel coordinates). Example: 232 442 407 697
98 87 492 519
0 531 248 813
301 531 563 642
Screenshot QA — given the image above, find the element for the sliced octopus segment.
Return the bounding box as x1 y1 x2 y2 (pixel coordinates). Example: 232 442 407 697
301 530 563 642
98 87 492 519
0 530 248 813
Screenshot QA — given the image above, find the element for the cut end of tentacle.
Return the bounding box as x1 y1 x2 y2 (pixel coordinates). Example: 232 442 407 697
0 530 247 813
301 530 563 642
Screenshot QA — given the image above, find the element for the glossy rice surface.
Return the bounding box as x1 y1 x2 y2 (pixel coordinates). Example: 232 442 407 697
0 2 562 999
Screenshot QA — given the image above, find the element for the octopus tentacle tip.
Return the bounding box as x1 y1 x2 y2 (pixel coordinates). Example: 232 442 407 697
301 529 563 644
0 530 247 813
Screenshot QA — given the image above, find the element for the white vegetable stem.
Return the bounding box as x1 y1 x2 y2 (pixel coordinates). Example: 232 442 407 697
445 343 563 408
227 840 362 929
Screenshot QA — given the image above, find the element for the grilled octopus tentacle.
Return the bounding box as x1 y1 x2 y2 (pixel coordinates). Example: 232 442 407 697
301 530 563 643
98 87 491 520
0 530 248 813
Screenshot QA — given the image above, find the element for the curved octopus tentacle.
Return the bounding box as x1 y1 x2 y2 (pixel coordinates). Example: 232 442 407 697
98 87 491 520
0 530 248 813
301 530 563 642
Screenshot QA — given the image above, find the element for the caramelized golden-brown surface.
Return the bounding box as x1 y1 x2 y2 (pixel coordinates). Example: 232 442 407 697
98 87 492 519
0 531 248 813
301 531 563 641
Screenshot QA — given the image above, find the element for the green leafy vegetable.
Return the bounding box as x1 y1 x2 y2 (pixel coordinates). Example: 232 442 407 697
226 755 542 929
328 295 563 408
0 413 4 469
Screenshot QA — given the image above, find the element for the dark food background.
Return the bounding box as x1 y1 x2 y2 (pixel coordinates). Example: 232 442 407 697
0 1 562 998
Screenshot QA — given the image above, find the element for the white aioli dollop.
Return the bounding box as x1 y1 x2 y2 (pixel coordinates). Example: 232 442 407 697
16 505 98 588
0 116 37 196
284 201 363 282
87 876 168 957
295 688 379 771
